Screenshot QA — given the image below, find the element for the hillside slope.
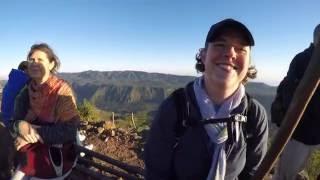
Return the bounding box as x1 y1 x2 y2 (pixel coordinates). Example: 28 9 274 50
59 71 276 115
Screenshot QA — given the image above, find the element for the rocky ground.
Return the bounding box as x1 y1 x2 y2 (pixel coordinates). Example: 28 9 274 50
76 121 279 180
73 121 146 179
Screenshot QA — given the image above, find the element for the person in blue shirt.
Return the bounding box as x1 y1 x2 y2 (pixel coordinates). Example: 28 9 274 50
1 61 29 126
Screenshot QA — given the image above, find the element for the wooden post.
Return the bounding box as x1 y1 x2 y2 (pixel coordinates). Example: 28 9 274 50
112 112 115 126
131 112 136 129
252 43 320 179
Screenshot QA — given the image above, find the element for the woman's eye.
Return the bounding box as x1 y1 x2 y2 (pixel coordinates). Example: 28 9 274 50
213 43 225 47
27 58 44 62
236 47 247 54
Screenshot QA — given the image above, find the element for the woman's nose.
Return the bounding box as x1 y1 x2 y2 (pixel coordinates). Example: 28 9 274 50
223 46 237 58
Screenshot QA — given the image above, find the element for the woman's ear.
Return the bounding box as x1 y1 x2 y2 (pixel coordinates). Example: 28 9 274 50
49 61 55 71
200 48 206 63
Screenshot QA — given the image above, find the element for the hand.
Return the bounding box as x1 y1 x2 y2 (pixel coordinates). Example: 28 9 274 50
15 136 29 150
17 120 31 137
18 121 43 143
24 126 42 143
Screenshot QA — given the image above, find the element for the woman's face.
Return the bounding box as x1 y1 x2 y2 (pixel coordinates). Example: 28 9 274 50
28 50 55 83
201 31 251 89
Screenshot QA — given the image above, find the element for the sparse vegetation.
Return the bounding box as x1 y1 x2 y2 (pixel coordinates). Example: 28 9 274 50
115 111 151 131
306 150 320 180
77 97 151 132
78 99 99 122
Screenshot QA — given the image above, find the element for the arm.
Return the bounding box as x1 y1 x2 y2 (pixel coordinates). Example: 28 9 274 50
36 116 79 144
11 87 41 148
13 117 79 147
144 96 178 180
10 87 29 138
12 82 80 145
239 100 268 179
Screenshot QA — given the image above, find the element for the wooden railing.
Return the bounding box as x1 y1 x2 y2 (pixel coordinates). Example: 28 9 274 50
74 145 145 179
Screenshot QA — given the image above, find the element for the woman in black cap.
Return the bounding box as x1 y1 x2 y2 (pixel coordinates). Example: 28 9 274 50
144 18 268 180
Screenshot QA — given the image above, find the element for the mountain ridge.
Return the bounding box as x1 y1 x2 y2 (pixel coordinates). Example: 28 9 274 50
0 71 276 116
58 71 276 115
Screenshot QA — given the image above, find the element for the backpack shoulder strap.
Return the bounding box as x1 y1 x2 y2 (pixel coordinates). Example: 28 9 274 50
172 88 190 148
243 93 253 139
172 90 254 145
245 93 252 113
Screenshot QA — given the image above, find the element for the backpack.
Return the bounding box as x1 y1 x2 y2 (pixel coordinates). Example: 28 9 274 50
171 88 253 151
271 76 299 126
271 45 313 127
271 45 320 144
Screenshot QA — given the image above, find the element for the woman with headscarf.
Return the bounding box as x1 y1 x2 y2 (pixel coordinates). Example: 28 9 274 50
11 43 80 179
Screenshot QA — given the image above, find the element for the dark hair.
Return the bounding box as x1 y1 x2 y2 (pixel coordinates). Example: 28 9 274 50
195 48 205 72
18 61 28 72
195 48 257 83
27 43 60 73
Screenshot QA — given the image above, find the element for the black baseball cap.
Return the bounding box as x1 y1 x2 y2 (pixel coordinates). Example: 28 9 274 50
205 18 255 46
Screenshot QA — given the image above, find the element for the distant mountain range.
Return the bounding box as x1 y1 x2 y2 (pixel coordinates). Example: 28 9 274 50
0 71 277 118
57 71 194 113
59 70 196 88
58 71 277 117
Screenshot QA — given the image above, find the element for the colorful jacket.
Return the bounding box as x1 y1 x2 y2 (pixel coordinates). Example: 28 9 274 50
12 77 79 178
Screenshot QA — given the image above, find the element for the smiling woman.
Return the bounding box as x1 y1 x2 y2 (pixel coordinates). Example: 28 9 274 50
10 43 80 179
144 19 268 180
26 44 60 83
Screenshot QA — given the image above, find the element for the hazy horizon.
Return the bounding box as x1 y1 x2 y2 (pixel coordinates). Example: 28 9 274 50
0 69 279 86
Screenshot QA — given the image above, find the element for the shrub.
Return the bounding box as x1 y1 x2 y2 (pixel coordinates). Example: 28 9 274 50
78 99 99 122
306 150 320 180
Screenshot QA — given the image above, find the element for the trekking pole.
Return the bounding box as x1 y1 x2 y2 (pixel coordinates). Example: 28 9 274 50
252 43 320 180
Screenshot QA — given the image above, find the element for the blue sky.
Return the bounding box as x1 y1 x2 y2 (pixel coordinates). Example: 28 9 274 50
1 0 319 85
